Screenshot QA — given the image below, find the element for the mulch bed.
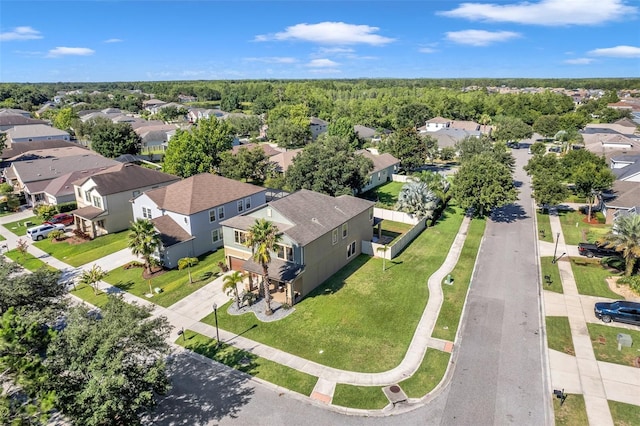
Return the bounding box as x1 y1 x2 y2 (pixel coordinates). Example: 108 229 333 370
142 266 167 280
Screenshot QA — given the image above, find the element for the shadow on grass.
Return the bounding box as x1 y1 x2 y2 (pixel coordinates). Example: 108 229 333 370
111 280 136 292
145 351 255 425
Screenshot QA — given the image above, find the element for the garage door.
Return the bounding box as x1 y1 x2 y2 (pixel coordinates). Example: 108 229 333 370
229 256 245 271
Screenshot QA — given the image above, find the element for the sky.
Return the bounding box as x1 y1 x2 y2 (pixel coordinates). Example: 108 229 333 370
0 0 639 82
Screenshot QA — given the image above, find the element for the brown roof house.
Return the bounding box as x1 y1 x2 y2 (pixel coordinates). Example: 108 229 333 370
600 180 640 224
221 189 375 306
356 148 400 192
131 173 268 268
72 164 180 238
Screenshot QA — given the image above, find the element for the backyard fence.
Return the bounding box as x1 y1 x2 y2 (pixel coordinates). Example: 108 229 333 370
362 207 426 259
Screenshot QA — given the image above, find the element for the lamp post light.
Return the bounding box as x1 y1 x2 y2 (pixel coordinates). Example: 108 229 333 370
212 303 220 348
552 232 560 263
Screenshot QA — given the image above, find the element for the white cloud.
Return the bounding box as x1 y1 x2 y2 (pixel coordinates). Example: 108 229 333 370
588 45 640 58
104 38 123 43
0 26 42 41
307 58 340 68
47 47 95 58
244 57 297 64
419 47 438 53
309 68 341 74
564 58 594 64
255 22 394 45
445 30 520 46
318 47 355 54
439 0 636 26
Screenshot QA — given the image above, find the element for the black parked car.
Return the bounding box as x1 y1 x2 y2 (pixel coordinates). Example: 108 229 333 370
594 301 640 325
577 242 619 258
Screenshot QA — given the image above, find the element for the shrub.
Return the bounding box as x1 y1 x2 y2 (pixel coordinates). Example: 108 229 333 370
73 229 91 240
34 204 58 221
617 275 640 295
48 230 66 241
57 201 77 213
595 212 606 224
281 302 292 310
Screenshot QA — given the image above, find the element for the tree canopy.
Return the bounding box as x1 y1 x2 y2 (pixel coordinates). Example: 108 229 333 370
379 127 427 171
89 121 141 158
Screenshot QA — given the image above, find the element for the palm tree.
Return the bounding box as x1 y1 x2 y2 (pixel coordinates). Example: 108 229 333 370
79 264 106 295
223 271 244 309
128 219 162 276
178 257 199 283
395 180 439 221
602 213 640 276
245 218 281 316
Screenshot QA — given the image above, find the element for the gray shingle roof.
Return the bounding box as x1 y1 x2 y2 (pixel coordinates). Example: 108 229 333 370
0 114 47 127
605 181 640 209
74 163 180 196
1 139 81 160
265 189 373 246
43 167 112 197
12 154 119 183
152 215 194 247
6 124 69 139
144 173 266 215
356 150 399 173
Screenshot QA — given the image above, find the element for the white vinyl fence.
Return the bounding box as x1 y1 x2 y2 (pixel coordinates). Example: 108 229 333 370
361 207 426 259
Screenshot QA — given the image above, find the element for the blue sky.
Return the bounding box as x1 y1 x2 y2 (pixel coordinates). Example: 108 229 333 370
1 0 639 82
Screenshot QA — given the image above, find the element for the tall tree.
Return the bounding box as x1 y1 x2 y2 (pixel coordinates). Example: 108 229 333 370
327 117 359 148
602 213 640 276
51 107 78 133
573 162 615 220
531 174 570 211
128 219 161 276
454 135 494 163
532 115 562 138
44 297 171 425
452 152 518 217
379 127 427 171
245 219 281 316
223 271 244 310
492 116 533 142
163 117 234 178
218 146 272 184
90 121 141 158
286 136 373 196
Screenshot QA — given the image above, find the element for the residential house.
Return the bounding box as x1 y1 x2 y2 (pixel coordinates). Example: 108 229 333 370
354 125 391 143
0 108 31 118
0 114 48 131
309 117 328 140
1 139 80 164
72 164 180 238
221 189 375 305
356 149 400 192
133 124 179 151
5 124 70 144
600 181 640 224
131 173 268 268
6 154 119 206
421 117 451 132
270 149 302 174
43 167 112 205
143 99 166 113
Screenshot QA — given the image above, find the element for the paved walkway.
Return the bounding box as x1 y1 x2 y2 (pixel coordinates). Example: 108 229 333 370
544 209 640 425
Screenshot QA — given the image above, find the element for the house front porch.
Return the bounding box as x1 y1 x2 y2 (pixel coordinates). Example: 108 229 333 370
71 205 108 238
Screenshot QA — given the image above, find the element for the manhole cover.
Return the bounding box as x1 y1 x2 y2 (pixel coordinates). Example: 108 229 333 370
390 385 401 393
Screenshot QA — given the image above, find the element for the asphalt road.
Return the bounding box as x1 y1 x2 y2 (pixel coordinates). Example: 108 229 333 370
146 144 551 425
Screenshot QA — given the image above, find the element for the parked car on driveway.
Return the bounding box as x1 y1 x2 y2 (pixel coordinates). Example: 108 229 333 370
577 242 619 258
594 301 640 325
45 213 74 226
26 223 65 241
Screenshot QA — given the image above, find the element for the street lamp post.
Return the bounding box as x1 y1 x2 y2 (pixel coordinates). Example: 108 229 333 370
212 303 220 348
552 232 560 263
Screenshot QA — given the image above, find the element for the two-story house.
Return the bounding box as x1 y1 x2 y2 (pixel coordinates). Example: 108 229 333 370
221 189 374 305
72 164 180 238
131 173 268 268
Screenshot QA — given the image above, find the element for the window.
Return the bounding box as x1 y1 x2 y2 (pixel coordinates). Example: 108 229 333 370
234 230 247 245
209 209 216 222
237 200 244 213
142 207 152 219
84 190 91 202
212 229 221 243
77 188 82 198
347 241 356 258
92 196 102 209
132 190 140 197
332 228 338 245
245 197 251 210
218 206 225 220
342 223 348 239
275 244 294 261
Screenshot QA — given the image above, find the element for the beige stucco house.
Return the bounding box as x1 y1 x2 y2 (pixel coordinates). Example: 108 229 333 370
221 189 375 305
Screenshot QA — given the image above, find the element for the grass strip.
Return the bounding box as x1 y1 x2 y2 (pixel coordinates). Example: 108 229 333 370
545 316 575 355
35 231 129 267
399 348 450 398
331 384 389 410
540 257 563 294
587 323 640 367
176 330 317 396
536 211 553 243
570 257 621 299
553 393 588 426
608 400 640 426
3 249 57 272
432 217 486 341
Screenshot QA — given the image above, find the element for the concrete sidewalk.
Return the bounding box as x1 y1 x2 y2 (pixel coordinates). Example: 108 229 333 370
543 209 640 425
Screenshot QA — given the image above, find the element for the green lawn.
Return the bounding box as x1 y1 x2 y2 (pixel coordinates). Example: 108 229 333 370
3 249 57 272
399 349 450 398
360 181 405 209
541 257 563 294
2 216 43 236
536 211 553 243
202 205 465 372
587 323 640 367
380 220 413 245
34 231 129 267
104 250 225 307
176 330 317 396
570 258 621 299
546 316 575 356
68 283 111 307
557 210 611 245
608 400 640 426
331 384 388 409
0 234 5 242
432 217 486 341
554 393 588 426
